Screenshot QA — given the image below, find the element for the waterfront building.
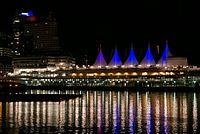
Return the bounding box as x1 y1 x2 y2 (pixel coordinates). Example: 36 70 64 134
9 62 200 88
8 40 199 88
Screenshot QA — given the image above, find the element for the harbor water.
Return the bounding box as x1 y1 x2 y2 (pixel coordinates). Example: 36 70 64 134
0 89 200 133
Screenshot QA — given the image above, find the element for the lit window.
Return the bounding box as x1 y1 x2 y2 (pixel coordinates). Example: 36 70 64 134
142 72 148 75
124 72 129 75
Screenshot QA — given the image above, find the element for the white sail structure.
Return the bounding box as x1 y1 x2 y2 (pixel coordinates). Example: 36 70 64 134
123 46 138 67
108 47 122 67
92 45 107 68
140 43 156 66
157 40 172 66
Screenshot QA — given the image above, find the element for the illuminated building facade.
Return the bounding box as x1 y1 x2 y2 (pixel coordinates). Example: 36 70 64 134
12 12 75 73
9 41 197 88
23 12 60 51
8 64 200 88
13 56 75 70
11 10 36 56
0 33 13 76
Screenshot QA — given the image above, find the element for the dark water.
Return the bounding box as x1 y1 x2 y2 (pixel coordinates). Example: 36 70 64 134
1 90 200 133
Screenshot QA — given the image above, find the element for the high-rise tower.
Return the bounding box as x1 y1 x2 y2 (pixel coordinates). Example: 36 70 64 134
0 33 13 76
12 10 36 56
23 11 62 55
13 11 75 70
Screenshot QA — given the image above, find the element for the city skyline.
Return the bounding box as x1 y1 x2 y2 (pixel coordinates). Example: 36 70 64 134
0 1 199 65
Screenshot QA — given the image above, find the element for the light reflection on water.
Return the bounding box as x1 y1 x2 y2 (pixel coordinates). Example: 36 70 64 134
0 90 200 133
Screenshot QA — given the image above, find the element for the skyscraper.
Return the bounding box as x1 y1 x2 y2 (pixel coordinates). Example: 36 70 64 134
12 11 75 70
23 11 62 55
12 9 36 56
0 32 13 76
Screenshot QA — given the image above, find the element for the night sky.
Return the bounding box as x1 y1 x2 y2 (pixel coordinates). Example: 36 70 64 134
0 1 199 65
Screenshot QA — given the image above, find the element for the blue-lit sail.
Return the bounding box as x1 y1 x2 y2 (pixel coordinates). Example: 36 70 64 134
108 48 122 67
124 46 138 66
140 44 155 66
93 47 107 67
158 41 172 66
